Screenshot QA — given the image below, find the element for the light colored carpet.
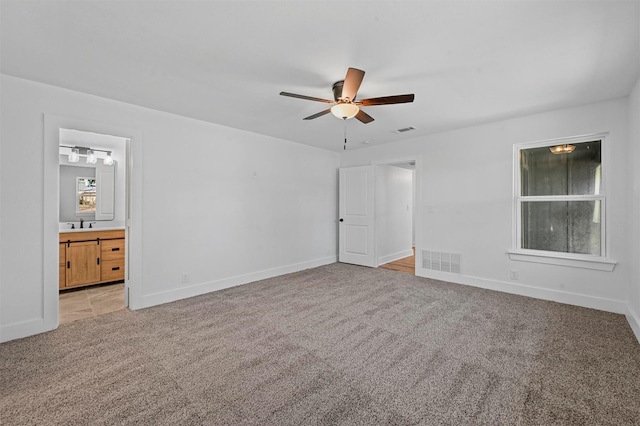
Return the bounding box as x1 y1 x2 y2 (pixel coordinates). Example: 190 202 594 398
1 263 639 425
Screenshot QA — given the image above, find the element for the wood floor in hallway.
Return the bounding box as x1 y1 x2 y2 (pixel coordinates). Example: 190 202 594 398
379 249 415 274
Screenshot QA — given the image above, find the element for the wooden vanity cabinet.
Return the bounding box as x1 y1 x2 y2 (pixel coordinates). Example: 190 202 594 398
59 229 125 290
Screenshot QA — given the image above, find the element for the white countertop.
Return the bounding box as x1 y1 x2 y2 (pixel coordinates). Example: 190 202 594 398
59 222 125 233
60 227 125 233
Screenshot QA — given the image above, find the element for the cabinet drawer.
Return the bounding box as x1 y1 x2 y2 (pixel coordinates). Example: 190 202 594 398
101 259 125 282
101 239 125 261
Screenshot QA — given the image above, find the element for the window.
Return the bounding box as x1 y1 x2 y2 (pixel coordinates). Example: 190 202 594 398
515 136 605 259
76 177 97 214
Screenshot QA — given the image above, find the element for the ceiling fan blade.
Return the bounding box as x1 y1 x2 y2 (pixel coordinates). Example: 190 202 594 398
355 109 374 124
356 94 415 106
341 68 365 101
280 92 333 103
303 109 332 120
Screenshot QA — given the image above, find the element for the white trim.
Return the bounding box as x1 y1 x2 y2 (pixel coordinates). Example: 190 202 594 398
507 251 617 271
626 305 640 345
1 318 54 343
378 249 414 266
137 256 337 309
416 267 626 314
370 156 417 166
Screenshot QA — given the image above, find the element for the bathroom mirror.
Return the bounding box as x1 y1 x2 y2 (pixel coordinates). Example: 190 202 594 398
60 162 115 221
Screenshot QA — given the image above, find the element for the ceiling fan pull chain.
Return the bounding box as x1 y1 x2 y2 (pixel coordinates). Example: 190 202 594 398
343 118 347 150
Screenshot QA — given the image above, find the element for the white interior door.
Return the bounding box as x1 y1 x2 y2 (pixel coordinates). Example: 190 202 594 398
339 166 376 267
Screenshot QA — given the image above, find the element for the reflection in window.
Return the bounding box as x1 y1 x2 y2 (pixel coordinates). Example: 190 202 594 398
518 139 604 257
77 177 96 214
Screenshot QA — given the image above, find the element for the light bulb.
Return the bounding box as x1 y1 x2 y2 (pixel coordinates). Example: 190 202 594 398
103 152 114 165
86 149 97 164
68 148 80 163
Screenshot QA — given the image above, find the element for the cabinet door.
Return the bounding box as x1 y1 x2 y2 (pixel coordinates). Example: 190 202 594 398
66 241 101 287
59 243 66 289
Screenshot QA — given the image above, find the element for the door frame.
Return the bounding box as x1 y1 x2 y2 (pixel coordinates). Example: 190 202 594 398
371 155 422 274
43 114 142 330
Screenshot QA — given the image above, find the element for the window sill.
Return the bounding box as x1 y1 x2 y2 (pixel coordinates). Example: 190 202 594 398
507 251 617 271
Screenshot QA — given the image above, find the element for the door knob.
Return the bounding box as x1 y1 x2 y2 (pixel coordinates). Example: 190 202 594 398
339 218 344 222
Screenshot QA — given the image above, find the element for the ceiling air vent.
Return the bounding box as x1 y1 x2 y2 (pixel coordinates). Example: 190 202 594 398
393 126 415 134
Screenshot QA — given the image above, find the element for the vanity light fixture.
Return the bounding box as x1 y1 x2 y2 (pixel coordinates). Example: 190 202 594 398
86 149 97 164
68 148 80 163
549 144 576 154
103 152 114 166
61 145 115 164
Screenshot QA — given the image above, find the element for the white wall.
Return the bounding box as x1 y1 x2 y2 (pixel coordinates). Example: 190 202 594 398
376 165 413 264
0 74 339 342
627 76 640 341
343 97 631 314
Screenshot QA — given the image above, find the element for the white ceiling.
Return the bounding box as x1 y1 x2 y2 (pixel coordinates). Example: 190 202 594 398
2 1 639 152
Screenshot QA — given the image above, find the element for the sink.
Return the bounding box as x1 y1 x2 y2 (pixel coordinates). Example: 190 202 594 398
59 222 125 233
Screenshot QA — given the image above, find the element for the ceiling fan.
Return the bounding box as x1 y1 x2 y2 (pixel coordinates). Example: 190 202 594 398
280 67 415 124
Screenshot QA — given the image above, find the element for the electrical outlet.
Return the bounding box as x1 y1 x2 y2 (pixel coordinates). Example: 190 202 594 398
181 272 189 284
510 270 519 280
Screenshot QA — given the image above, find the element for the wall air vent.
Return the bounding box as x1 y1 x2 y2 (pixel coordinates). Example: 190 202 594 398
422 250 462 274
393 126 416 134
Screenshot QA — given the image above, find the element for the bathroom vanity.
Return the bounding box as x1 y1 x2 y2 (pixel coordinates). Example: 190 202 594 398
59 229 125 289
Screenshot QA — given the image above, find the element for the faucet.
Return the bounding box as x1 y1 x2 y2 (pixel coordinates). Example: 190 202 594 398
80 218 84 229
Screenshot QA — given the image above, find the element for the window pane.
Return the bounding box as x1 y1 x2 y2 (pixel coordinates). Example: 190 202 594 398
521 201 601 255
77 177 96 213
520 140 601 196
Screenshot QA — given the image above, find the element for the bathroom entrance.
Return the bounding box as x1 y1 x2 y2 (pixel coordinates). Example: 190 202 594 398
57 128 129 324
42 113 139 331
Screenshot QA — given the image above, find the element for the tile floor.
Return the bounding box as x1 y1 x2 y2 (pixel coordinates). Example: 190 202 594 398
59 282 125 324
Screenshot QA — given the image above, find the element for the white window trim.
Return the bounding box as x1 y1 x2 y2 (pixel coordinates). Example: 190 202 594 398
511 133 617 271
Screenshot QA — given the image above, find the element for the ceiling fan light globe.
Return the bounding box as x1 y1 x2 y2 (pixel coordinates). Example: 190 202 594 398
331 103 359 120
549 144 576 154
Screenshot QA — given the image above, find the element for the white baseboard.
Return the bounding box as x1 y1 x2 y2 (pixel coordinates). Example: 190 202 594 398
416 267 627 314
135 255 337 310
626 305 640 345
378 249 414 266
1 317 56 343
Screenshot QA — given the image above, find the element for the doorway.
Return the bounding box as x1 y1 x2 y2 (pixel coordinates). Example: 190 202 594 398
376 161 416 274
58 129 128 324
338 157 420 274
43 114 139 331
